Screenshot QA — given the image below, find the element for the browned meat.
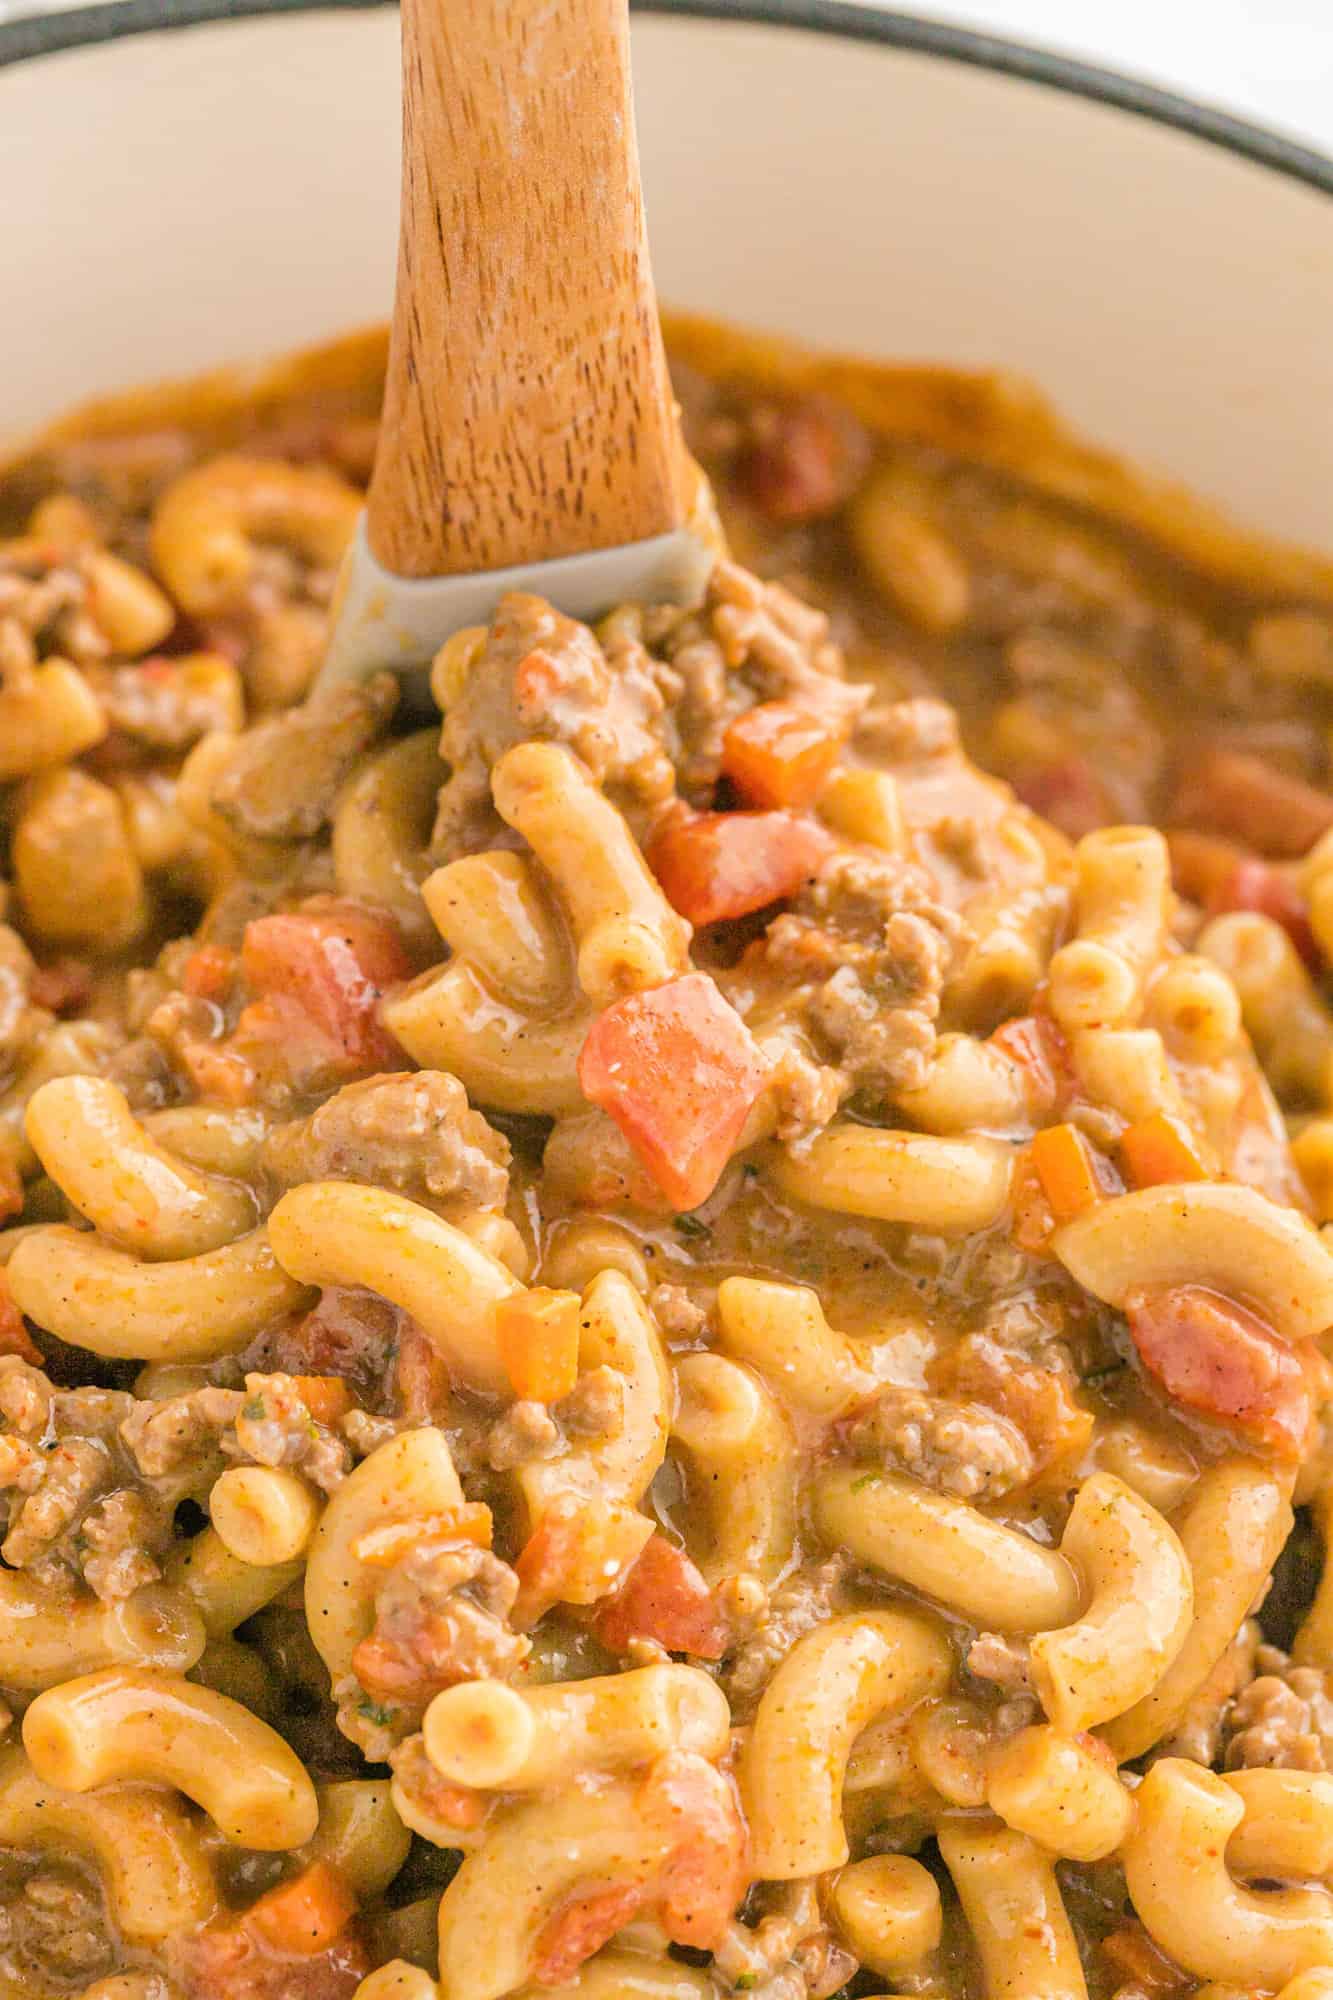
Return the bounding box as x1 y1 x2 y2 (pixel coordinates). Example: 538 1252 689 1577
486 1366 626 1472
967 1631 1034 1692
843 1382 1034 1500
0 1859 115 1991
647 1283 711 1344
87 655 238 758
723 1556 848 1718
0 550 104 667
121 1372 351 1500
1222 1645 1333 1771
432 592 678 857
486 1400 561 1471
430 563 867 856
744 848 965 1103
343 1535 529 1754
261 1069 510 1211
119 1384 241 1483
231 1371 351 1493
944 1331 1093 1481
249 1288 400 1404
0 1360 177 1601
648 562 867 800
210 671 398 840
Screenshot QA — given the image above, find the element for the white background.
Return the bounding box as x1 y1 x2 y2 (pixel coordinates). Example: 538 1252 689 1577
3 0 1331 156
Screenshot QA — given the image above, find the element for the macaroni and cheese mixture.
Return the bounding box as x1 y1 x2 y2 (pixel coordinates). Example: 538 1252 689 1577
1 319 1333 2000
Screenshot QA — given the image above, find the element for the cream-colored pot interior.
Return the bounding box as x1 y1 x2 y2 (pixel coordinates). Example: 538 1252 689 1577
1 6 1330 550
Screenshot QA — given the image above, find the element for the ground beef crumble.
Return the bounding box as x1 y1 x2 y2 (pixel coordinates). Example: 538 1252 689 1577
0 1359 176 1602
342 1536 530 1755
722 1556 848 1719
1222 1644 1333 1771
429 560 868 857
261 1069 510 1211
741 846 965 1108
0 1858 115 1990
843 1381 1035 1500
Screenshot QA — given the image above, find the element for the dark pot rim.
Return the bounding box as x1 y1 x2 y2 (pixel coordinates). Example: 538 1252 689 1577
2 0 1331 199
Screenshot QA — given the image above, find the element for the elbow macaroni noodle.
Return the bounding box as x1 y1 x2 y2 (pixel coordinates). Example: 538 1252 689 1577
2 317 1333 1997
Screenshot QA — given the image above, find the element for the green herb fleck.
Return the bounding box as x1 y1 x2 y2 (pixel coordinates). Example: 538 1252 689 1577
674 1213 711 1239
735 1978 760 1992
1084 1362 1126 1388
850 1472 879 1495
242 1396 267 1420
357 1697 396 1727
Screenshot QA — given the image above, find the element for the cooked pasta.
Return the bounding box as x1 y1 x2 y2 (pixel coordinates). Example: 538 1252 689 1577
0 309 1331 2000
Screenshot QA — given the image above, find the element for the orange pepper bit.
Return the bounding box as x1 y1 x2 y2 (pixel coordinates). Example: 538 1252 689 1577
1029 1122 1108 1224
720 699 846 809
246 1861 356 1957
495 1287 582 1404
290 1374 356 1427
1120 1110 1210 1188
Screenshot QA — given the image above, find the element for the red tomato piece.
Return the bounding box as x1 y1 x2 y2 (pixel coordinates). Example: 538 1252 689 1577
1127 1283 1311 1456
1216 857 1320 970
647 810 833 927
989 1013 1071 1121
1012 757 1110 840
168 1923 369 2000
639 1751 749 1951
1172 749 1333 859
240 901 410 1073
739 400 867 524
531 1882 650 1988
29 957 92 1013
577 973 770 1210
721 700 845 809
181 943 236 1001
594 1534 729 1660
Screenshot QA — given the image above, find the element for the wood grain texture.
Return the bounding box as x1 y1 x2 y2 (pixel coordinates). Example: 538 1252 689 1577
365 0 690 579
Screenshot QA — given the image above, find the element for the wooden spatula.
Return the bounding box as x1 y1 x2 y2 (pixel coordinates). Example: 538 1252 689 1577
318 0 712 697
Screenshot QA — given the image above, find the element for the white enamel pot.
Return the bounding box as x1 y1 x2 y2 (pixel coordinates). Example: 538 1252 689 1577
1 0 1331 551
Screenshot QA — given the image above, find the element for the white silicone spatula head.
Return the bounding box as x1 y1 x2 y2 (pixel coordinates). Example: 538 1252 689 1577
317 0 713 699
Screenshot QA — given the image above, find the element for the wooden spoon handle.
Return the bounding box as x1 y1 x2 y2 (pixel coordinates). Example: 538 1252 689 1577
365 0 688 580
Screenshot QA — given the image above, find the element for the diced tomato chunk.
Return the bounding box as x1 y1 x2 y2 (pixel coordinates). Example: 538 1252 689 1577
29 957 92 1013
1217 857 1320 969
240 900 410 1073
594 1534 730 1660
639 1751 749 1951
514 1497 654 1624
989 1013 1070 1121
181 942 237 1001
647 810 833 926
739 399 867 524
1172 748 1333 859
531 1881 650 1987
169 1921 369 2000
1127 1283 1311 1456
577 973 770 1210
1012 757 1110 840
721 701 845 809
